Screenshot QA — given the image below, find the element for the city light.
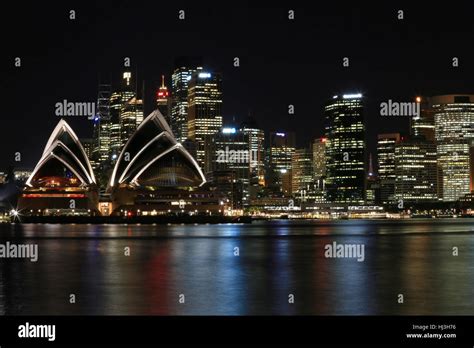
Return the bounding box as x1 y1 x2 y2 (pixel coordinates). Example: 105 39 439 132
198 72 211 78
276 132 285 137
222 127 236 134
342 93 362 99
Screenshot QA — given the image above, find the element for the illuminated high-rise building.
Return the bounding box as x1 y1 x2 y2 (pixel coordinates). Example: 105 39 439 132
432 95 474 202
156 75 171 126
410 96 435 142
211 127 250 207
110 71 136 159
171 57 203 143
325 94 366 204
120 96 143 146
268 131 295 195
312 137 327 179
377 133 401 204
240 115 265 186
291 148 314 201
91 82 111 170
312 137 327 202
80 138 94 159
394 137 438 203
187 70 223 173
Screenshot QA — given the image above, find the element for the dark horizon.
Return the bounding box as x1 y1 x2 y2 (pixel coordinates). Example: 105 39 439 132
3 1 474 169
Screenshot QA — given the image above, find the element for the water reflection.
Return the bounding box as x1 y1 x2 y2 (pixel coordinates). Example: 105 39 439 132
0 219 473 315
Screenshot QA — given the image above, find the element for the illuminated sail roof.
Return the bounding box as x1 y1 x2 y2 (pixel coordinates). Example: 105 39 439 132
109 109 206 188
26 119 96 187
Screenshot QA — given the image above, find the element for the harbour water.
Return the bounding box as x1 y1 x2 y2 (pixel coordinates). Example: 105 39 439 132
0 219 473 315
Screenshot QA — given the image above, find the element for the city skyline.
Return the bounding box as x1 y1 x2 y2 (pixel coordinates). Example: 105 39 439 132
4 2 474 170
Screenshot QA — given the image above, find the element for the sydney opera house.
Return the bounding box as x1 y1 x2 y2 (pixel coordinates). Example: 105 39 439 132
108 110 226 216
18 120 99 216
18 110 228 217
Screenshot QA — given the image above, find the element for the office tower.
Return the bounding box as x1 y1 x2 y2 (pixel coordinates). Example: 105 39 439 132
187 70 223 173
115 71 142 148
80 138 94 159
240 115 265 186
109 91 122 160
394 137 438 203
157 75 171 125
311 137 327 202
109 71 137 159
325 94 366 204
120 96 143 146
268 131 296 195
410 96 435 142
91 83 111 169
291 148 314 202
312 137 327 179
171 57 203 143
377 133 401 204
433 95 474 202
211 127 250 207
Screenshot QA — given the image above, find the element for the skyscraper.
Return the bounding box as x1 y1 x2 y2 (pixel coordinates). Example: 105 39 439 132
171 57 203 143
433 95 474 202
211 127 251 207
312 137 327 179
120 96 143 146
80 138 94 160
110 71 137 159
291 148 314 202
410 96 435 142
240 115 265 186
394 137 438 203
377 133 401 204
91 83 111 170
268 131 295 195
157 75 171 126
187 70 223 173
325 94 366 204
312 137 327 202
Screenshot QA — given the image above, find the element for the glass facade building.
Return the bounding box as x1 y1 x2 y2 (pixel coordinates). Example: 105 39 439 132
324 94 366 204
377 133 401 204
187 71 223 173
433 95 474 202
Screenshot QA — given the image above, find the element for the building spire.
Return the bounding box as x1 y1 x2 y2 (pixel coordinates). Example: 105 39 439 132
161 75 165 88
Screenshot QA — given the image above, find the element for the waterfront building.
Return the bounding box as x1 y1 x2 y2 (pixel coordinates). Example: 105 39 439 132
325 94 366 204
18 120 98 215
394 136 438 203
187 70 223 173
268 131 295 195
432 95 474 202
171 57 203 143
377 133 401 204
109 110 226 216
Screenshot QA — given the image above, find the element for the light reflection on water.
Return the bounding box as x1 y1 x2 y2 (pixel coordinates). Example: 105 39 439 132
0 219 473 315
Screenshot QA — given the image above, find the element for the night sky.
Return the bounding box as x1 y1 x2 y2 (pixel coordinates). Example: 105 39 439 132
2 1 474 169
